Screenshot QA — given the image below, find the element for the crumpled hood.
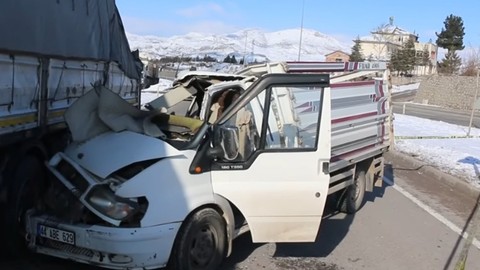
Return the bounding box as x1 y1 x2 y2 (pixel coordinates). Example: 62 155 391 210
64 130 183 179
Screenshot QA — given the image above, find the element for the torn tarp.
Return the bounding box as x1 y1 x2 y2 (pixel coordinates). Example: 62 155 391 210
64 86 166 142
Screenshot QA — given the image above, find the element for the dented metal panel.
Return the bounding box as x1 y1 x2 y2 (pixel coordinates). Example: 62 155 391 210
64 131 182 179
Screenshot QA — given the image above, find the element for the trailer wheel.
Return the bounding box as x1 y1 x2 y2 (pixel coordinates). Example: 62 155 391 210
169 208 227 270
5 155 46 255
339 170 366 214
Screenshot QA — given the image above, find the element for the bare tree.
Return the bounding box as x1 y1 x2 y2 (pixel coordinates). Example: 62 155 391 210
461 46 480 76
371 23 391 61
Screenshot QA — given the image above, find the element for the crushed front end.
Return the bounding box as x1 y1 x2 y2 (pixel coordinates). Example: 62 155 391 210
23 131 185 269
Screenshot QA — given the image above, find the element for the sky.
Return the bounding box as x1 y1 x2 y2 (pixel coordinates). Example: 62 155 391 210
116 0 480 48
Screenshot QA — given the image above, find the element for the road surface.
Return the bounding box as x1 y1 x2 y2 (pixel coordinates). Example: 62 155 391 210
392 90 480 127
392 103 480 128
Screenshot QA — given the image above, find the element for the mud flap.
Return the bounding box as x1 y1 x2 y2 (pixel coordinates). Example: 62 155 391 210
366 156 384 191
374 157 384 188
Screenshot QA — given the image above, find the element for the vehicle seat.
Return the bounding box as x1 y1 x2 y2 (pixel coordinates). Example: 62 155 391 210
208 90 239 123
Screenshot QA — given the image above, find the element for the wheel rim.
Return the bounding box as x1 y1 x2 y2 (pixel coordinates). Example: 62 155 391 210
189 224 218 268
351 180 361 201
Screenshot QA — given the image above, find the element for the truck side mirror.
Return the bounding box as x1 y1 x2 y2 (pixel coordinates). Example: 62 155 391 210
214 125 240 161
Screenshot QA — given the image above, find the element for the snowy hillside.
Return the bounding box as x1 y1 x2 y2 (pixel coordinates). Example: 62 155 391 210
127 28 351 62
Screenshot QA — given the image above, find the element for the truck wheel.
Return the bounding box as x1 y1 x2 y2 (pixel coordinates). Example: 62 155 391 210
339 170 366 214
169 208 227 270
5 155 46 255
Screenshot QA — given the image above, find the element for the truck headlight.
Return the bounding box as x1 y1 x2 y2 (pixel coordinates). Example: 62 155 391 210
86 185 138 220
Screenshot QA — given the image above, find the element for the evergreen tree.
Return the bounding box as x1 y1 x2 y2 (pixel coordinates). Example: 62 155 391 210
402 37 416 74
389 48 404 75
223 55 232 63
438 51 462 74
203 54 217 62
436 14 465 74
231 55 237 64
436 14 465 51
349 37 364 62
389 37 416 75
205 55 217 62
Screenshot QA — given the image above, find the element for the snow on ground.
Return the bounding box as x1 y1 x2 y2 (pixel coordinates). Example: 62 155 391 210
394 114 480 187
138 79 479 188
141 79 173 105
394 114 480 137
391 82 420 93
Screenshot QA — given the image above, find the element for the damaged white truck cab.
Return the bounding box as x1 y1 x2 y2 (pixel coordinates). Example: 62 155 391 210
25 62 391 270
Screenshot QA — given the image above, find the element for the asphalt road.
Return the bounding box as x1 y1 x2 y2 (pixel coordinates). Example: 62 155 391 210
391 90 480 127
2 151 480 270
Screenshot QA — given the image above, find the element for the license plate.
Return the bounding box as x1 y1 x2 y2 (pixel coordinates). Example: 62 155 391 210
38 224 75 245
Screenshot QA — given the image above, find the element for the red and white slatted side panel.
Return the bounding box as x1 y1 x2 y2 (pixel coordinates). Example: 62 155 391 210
284 61 387 73
285 61 389 164
329 80 388 163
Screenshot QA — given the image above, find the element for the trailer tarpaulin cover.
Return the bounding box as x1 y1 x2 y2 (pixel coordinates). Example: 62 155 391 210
0 0 140 79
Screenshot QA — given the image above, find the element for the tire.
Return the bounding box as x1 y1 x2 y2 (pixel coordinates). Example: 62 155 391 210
5 155 47 256
339 170 366 214
169 208 227 270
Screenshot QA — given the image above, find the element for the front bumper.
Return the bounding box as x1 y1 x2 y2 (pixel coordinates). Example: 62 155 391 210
26 213 181 270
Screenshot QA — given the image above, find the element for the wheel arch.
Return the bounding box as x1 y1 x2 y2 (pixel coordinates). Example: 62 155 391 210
2 141 49 256
3 140 49 200
213 194 236 257
172 194 242 259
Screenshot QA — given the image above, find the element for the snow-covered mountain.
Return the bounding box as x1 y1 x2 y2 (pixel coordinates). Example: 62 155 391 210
127 28 351 62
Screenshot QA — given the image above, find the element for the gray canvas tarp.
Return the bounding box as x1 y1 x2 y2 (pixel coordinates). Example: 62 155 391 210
0 0 140 79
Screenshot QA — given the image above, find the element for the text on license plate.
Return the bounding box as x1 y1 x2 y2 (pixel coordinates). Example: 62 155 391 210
38 224 75 245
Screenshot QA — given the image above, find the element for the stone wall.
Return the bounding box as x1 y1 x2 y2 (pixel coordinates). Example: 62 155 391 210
413 75 480 111
391 76 422 85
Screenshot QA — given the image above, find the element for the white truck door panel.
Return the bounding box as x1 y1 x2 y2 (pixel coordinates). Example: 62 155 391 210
210 74 331 243
212 151 329 242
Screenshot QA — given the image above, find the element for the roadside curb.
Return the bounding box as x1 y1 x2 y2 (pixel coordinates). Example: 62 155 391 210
386 150 480 198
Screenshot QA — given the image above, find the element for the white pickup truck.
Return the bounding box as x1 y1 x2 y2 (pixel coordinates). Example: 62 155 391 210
25 61 391 269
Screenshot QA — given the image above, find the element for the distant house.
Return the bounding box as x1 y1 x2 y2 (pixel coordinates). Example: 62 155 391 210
359 25 416 62
325 50 350 62
358 17 438 75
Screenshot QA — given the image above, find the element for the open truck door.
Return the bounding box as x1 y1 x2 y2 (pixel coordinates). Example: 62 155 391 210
209 73 331 242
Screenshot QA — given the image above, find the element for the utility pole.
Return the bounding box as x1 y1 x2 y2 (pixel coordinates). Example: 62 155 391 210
297 0 305 61
243 30 248 66
467 68 480 137
175 53 183 78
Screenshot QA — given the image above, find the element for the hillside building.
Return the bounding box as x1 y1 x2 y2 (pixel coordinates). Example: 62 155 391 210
325 50 350 62
358 18 437 75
